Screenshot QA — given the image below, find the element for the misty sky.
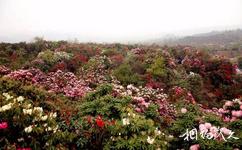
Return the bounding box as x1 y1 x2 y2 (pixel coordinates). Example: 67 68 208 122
0 0 242 43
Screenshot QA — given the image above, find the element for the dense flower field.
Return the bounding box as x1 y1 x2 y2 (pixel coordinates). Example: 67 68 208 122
0 41 241 149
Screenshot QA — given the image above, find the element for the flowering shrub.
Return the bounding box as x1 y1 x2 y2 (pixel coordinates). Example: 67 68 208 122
104 108 169 150
4 69 90 98
218 98 242 122
169 102 242 150
170 86 196 104
113 84 175 123
81 56 112 85
0 93 74 149
43 70 90 98
75 84 169 149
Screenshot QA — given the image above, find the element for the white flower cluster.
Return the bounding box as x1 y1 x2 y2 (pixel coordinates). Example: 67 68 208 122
147 128 165 145
2 92 14 100
0 103 13 112
22 106 58 133
113 84 168 100
54 51 73 60
0 93 25 112
122 113 136 126
0 93 58 134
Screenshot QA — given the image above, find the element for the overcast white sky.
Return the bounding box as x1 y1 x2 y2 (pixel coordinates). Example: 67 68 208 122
0 0 241 43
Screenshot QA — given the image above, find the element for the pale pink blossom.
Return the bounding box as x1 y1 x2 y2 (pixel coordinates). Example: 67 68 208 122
210 126 218 134
190 144 200 150
223 117 230 122
204 123 212 129
230 117 238 122
232 110 242 118
220 127 231 136
199 124 208 133
181 108 187 113
224 101 233 107
135 107 142 113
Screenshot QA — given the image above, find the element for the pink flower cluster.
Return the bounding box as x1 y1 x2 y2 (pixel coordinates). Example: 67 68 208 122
133 97 150 113
182 56 204 70
44 70 91 98
80 56 110 84
6 68 46 83
5 68 91 98
124 84 175 118
199 122 233 140
172 86 196 104
218 99 242 122
0 122 8 129
130 48 145 55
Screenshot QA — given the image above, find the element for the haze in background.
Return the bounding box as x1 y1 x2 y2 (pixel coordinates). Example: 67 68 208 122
0 0 241 43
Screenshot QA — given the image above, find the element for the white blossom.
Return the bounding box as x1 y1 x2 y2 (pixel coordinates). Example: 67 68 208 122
41 115 48 121
147 136 155 144
24 125 33 133
33 107 43 114
3 93 13 100
17 96 24 102
122 118 130 125
0 103 13 112
155 128 161 136
23 109 33 115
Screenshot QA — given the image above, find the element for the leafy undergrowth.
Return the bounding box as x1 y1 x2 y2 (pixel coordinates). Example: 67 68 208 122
0 41 241 149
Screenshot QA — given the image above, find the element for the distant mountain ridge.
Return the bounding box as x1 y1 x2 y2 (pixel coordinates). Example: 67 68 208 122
151 29 242 50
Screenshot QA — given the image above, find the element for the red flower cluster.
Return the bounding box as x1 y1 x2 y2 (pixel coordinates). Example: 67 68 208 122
87 115 116 128
95 116 105 128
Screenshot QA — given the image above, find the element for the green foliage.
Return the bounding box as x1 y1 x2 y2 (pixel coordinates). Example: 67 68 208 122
76 84 168 149
144 103 162 123
238 57 242 69
186 73 204 102
104 108 168 150
35 50 73 72
203 114 222 127
0 77 52 103
168 104 201 149
170 104 201 135
113 63 144 86
80 84 131 119
147 56 167 80
197 139 230 150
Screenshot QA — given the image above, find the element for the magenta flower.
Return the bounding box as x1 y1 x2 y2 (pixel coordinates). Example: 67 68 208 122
17 148 31 150
0 122 8 129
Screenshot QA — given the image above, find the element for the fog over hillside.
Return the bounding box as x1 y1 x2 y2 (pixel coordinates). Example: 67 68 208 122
146 29 242 49
0 0 241 43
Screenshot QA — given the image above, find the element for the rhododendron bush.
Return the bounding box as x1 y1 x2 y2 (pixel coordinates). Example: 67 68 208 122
4 68 90 98
0 93 75 149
